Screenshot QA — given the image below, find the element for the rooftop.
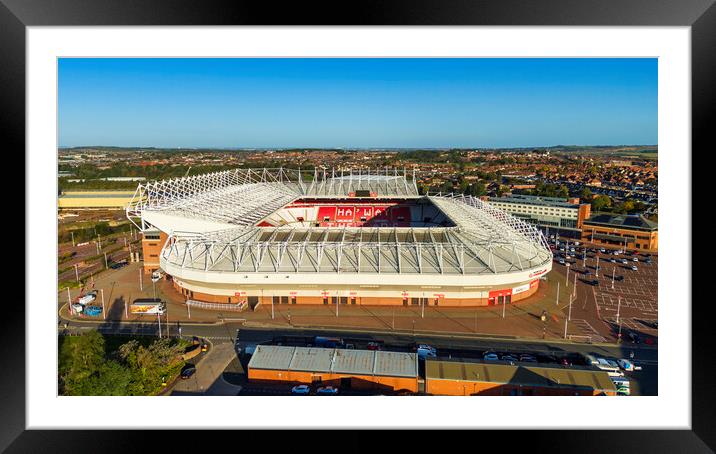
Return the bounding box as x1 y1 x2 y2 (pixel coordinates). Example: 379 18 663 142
488 194 580 209
584 213 658 231
248 345 418 378
426 359 616 392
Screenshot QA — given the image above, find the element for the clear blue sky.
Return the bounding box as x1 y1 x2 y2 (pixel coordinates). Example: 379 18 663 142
58 58 657 148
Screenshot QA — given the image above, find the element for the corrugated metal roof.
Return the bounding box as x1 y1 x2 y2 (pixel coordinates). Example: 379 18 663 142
247 345 296 371
331 349 376 375
426 359 615 391
374 351 418 378
288 347 335 372
249 345 418 378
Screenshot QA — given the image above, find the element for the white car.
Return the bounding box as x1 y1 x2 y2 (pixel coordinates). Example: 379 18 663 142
558 259 565 265
631 265 638 271
633 257 639 262
616 359 642 372
622 259 628 264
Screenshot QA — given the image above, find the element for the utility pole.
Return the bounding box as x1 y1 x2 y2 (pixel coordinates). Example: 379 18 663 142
101 288 105 320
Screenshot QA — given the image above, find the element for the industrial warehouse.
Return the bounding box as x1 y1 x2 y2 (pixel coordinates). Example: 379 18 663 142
245 345 617 396
126 168 553 308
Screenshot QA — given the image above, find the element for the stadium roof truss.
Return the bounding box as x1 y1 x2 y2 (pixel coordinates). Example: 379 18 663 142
127 168 551 277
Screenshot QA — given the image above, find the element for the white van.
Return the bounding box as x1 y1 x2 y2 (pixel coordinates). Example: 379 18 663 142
596 358 625 376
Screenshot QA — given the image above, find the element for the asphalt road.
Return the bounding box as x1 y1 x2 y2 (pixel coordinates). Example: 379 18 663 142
58 317 657 395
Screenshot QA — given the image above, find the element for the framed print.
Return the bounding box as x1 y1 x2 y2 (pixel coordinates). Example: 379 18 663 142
6 0 713 450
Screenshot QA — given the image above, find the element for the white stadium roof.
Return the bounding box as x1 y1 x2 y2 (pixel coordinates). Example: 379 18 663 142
127 168 552 282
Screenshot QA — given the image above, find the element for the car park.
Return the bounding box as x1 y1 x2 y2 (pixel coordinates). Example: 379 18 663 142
316 386 339 395
291 384 311 395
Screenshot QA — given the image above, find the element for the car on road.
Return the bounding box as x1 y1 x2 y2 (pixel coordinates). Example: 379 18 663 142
291 384 311 395
519 354 537 362
483 352 499 361
628 332 641 344
180 365 197 379
316 386 339 395
631 265 638 271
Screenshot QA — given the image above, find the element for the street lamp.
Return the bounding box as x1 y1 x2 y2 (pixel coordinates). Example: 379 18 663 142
565 263 571 286
616 295 622 342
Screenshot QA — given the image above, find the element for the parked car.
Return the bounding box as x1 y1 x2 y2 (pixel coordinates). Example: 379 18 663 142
599 248 606 253
621 259 629 264
483 352 499 361
366 342 382 351
558 258 565 265
631 265 638 271
316 386 339 395
501 354 518 362
291 384 311 395
180 365 197 379
633 257 639 262
628 332 641 344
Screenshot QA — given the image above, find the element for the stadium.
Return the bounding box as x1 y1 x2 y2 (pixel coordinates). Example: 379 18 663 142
126 168 552 308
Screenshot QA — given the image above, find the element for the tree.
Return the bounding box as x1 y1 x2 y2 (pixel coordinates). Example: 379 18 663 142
592 195 612 211
579 187 593 201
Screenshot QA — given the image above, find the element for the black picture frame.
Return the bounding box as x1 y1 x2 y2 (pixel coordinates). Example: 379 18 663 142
5 0 711 451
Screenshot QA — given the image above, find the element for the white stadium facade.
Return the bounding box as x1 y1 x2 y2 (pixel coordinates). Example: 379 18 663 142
126 168 552 308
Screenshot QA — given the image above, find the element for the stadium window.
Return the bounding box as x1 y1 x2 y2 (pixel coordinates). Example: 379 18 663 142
323 216 330 222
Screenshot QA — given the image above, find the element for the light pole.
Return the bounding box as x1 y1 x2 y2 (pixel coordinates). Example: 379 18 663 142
139 268 143 291
595 255 600 278
104 252 108 269
555 281 560 306
502 295 506 319
187 300 191 319
611 267 616 290
565 263 570 286
572 270 577 298
74 263 79 283
583 249 586 267
70 231 75 247
564 293 573 339
101 288 105 320
616 295 622 342
157 311 162 338
152 279 157 300
421 292 425 319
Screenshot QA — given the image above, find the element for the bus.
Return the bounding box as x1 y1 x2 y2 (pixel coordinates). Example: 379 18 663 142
130 298 166 315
